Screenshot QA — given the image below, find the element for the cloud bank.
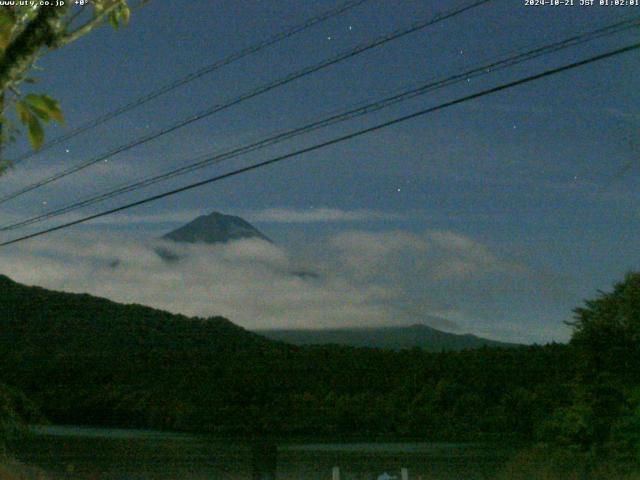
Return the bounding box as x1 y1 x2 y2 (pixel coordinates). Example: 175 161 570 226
0 228 569 343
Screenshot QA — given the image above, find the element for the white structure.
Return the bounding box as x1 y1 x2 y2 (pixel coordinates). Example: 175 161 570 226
332 466 340 480
377 473 398 480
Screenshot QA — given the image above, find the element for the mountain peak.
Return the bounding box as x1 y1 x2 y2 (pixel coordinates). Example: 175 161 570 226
162 211 271 245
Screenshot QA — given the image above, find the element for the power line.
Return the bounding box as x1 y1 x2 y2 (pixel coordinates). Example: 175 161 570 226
2 16 637 233
0 0 491 206
8 0 372 164
2 41 637 247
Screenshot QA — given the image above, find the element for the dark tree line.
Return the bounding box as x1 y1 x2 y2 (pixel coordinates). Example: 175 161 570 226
0 272 638 471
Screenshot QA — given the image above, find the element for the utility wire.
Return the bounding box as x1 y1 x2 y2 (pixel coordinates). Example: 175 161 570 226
0 0 491 206
2 15 637 233
1 41 637 247
8 0 372 164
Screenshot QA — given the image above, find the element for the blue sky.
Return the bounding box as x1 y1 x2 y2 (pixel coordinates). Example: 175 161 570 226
0 0 638 343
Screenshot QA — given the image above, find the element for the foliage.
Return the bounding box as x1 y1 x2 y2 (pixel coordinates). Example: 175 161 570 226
0 383 42 448
570 271 640 386
536 403 595 448
497 443 640 480
0 270 639 480
563 273 640 453
0 456 50 480
0 0 138 159
0 274 573 441
14 94 63 150
529 272 640 475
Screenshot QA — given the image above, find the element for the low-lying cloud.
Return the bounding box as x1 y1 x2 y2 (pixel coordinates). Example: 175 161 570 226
0 228 570 343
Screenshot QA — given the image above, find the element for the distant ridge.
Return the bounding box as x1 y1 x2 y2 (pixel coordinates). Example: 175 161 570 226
0 273 569 442
256 324 519 351
162 211 270 245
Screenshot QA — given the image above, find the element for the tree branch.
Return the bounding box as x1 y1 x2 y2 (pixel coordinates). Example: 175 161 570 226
10 7 42 41
0 5 69 93
53 1 122 48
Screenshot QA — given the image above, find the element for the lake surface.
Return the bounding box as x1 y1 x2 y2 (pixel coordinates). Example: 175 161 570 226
8 425 517 480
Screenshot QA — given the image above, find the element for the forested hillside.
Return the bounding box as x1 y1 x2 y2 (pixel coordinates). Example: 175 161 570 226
0 271 638 471
0 274 570 440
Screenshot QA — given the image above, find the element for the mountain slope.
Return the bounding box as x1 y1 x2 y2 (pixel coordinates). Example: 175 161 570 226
0 275 570 441
162 211 270 244
0 274 289 431
257 324 518 351
0 274 266 354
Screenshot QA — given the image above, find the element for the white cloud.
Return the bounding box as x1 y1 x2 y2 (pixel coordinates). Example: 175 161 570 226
325 229 519 283
0 228 566 343
243 207 404 224
425 230 516 280
0 232 399 330
327 230 429 280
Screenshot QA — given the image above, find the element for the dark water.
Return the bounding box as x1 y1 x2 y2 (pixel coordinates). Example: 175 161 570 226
8 425 516 480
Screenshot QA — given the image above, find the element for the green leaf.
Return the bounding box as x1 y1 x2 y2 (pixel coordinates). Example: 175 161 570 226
0 9 13 28
39 95 64 124
27 116 44 150
15 101 31 125
49 109 64 124
24 94 64 124
24 94 49 111
24 95 50 123
31 107 51 122
109 11 119 29
0 10 14 51
94 2 105 15
120 5 130 25
0 29 11 52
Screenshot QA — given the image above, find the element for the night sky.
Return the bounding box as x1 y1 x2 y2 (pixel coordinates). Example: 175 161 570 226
0 0 638 343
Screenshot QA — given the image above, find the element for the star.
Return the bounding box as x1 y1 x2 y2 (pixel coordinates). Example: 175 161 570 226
65 148 70 153
327 36 332 40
